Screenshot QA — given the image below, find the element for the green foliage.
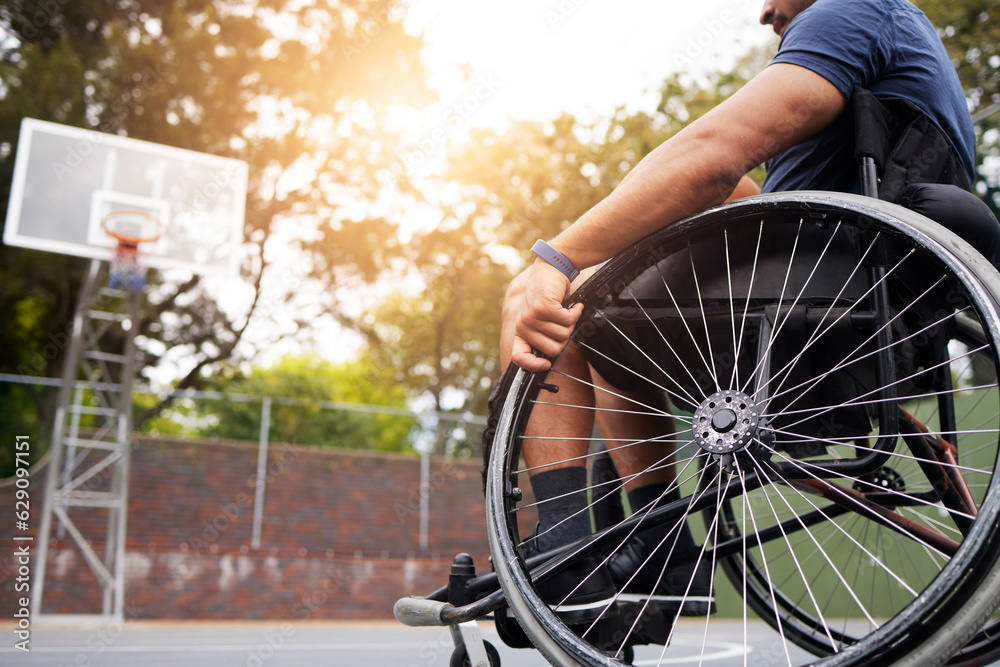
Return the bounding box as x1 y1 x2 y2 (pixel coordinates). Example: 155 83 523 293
0 0 430 368
0 249 87 379
0 383 55 478
916 0 1000 109
133 392 193 437
915 0 1000 213
3 1 995 467
303 60 749 449
195 355 415 452
0 0 431 458
369 227 509 403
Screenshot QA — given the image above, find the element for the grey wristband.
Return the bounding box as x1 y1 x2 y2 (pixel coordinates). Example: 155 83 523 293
531 239 580 281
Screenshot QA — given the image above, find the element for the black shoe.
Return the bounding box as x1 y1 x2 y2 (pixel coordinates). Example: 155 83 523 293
608 532 715 616
536 552 619 624
524 528 619 625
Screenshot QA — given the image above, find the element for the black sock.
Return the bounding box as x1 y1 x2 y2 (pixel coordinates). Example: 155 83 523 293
530 466 591 552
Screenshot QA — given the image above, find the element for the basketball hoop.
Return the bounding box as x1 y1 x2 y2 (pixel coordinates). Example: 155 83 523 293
103 210 164 291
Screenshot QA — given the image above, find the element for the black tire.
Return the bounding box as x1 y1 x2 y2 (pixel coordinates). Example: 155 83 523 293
486 192 1000 666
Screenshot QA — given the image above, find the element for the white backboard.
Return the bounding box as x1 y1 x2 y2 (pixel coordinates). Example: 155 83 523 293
3 118 249 275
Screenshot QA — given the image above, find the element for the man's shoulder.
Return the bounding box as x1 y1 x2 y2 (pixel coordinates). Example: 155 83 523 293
781 0 881 49
791 0 921 31
777 0 936 75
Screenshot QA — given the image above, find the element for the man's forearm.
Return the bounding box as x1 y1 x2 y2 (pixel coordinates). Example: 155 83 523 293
550 126 746 269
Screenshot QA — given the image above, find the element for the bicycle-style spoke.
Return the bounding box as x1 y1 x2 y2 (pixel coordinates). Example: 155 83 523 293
762 445 957 560
732 221 766 392
515 399 694 475
758 465 916 606
762 228 882 393
651 252 724 395
522 453 708 554
763 381 998 422
763 281 960 416
552 366 682 415
688 243 723 394
736 219 854 404
736 456 796 666
770 342 991 437
749 462 840 650
741 219 804 398
750 235 908 406
577 321 703 411
725 227 740 390
652 465 730 659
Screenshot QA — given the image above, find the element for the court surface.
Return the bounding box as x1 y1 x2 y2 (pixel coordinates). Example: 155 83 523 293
0 618 852 666
3 618 999 666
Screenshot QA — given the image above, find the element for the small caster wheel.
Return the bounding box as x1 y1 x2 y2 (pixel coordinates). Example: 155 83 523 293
450 640 501 667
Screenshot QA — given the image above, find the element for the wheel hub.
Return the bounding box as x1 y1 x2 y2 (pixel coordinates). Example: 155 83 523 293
692 390 760 455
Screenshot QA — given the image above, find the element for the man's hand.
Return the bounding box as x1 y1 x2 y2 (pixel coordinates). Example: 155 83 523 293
503 175 760 374
508 260 584 372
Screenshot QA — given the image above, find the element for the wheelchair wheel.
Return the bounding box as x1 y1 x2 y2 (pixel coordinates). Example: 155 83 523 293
486 192 1000 666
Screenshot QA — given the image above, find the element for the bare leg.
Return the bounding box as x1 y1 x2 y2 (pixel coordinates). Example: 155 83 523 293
501 269 593 473
521 346 594 474
592 369 676 493
501 270 594 552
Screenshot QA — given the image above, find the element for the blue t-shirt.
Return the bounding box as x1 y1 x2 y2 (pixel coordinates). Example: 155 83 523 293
762 0 975 194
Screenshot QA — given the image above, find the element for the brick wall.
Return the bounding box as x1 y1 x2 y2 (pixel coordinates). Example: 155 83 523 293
0 437 533 620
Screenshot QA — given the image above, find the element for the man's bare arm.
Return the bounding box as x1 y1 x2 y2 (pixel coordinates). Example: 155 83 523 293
511 63 845 371
550 63 845 267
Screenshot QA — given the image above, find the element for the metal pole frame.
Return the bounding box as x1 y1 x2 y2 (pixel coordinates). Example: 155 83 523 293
32 259 140 623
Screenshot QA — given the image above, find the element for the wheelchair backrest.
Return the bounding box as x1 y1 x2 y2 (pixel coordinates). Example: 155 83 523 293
851 85 972 202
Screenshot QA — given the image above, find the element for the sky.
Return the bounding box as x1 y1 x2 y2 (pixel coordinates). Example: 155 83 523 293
402 0 775 127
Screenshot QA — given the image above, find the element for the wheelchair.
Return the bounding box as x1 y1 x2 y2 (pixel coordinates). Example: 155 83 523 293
395 93 1000 666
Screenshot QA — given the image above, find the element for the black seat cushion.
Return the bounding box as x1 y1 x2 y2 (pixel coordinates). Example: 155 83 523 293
898 182 1000 268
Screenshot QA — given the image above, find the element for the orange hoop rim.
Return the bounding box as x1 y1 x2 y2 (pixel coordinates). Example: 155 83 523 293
102 210 165 249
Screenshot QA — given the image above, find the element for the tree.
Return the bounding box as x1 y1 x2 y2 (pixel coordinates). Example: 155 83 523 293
345 47 777 456
916 0 1000 110
0 0 431 463
361 220 510 455
915 0 1000 212
194 354 414 452
441 46 773 259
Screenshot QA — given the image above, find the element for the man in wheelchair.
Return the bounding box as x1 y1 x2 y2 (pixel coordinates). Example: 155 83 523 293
393 1 1000 664
495 0 1000 655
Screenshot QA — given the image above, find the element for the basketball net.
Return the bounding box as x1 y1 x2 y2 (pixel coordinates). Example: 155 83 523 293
109 241 145 291
103 211 163 292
